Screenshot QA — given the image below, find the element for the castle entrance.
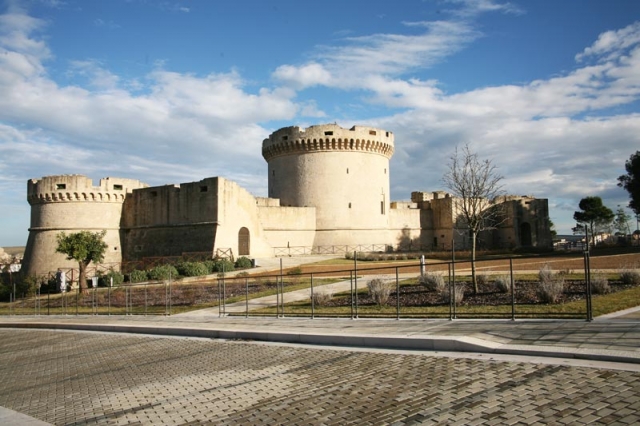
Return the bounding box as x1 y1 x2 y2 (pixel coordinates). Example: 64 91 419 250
520 222 532 246
238 227 250 256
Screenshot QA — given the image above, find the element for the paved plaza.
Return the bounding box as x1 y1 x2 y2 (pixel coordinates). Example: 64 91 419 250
1 324 640 425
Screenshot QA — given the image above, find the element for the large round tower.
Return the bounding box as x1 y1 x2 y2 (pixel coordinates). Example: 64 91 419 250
262 124 394 246
22 175 148 277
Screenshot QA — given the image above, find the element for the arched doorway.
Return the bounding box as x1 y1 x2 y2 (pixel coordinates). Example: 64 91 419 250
238 227 250 256
520 222 532 247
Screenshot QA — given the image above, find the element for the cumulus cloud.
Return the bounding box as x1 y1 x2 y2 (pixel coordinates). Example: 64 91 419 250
576 21 640 62
1 0 640 245
274 20 478 89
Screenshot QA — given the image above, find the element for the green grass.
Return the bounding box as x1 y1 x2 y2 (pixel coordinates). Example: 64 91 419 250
0 277 342 316
2 274 638 319
245 278 640 319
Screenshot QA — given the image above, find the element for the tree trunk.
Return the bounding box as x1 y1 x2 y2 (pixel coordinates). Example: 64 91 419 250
471 231 478 294
78 261 88 294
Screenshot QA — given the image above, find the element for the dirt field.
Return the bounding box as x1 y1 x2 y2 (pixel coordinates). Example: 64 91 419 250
286 251 640 277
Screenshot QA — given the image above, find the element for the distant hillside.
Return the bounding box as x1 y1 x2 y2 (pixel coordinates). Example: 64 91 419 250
2 247 25 257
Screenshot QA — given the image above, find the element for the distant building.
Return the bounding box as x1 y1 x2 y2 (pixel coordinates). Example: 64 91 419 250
22 124 552 276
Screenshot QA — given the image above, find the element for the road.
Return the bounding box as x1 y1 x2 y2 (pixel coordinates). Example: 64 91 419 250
0 328 639 425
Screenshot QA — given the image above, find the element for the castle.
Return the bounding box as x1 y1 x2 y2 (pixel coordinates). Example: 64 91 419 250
22 124 552 277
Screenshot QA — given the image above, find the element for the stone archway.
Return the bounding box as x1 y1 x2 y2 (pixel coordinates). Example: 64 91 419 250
238 227 250 256
520 222 532 247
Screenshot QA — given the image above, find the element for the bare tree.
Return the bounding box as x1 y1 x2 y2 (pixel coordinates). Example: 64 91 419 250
442 144 505 294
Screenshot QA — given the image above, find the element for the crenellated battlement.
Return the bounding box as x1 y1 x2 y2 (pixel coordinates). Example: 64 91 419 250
27 175 148 205
262 124 394 161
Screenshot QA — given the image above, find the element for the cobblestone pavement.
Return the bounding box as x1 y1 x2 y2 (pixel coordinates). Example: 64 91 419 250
1 329 640 425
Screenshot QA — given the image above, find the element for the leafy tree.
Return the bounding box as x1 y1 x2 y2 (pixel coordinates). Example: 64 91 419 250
617 151 640 215
573 197 614 246
613 207 632 235
56 231 107 292
442 144 505 294
546 217 557 239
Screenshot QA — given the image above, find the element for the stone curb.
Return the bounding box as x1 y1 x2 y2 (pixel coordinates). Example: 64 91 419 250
2 321 639 365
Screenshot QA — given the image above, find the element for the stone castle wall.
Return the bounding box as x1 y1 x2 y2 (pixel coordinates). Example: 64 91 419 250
23 175 148 276
22 125 552 278
263 124 394 246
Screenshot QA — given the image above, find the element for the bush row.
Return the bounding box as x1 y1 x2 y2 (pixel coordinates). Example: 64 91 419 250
126 257 252 283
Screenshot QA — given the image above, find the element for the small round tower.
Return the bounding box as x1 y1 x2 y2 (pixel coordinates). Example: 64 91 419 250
22 175 148 277
262 124 394 246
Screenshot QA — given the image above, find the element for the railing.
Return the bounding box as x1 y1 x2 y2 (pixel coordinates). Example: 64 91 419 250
1 252 620 321
274 244 389 257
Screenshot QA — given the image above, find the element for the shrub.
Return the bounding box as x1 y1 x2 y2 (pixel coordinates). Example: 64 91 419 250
0 281 10 301
367 278 392 306
99 269 124 287
537 278 564 304
175 261 208 277
591 275 610 295
476 273 489 286
148 264 179 281
286 267 303 275
129 269 148 283
311 289 333 306
441 283 465 304
11 275 41 298
620 269 640 285
495 275 511 294
236 271 250 278
538 264 555 284
419 272 446 292
235 256 253 269
211 259 235 273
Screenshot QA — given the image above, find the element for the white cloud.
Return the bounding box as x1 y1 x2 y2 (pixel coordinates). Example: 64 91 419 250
272 63 332 89
446 0 525 17
94 18 120 30
576 21 640 62
1 2 640 246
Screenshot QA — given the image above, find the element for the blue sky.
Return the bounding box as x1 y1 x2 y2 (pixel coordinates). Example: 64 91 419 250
1 0 640 247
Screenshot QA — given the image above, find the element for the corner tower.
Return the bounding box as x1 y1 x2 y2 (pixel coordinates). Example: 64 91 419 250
262 124 394 246
22 175 148 277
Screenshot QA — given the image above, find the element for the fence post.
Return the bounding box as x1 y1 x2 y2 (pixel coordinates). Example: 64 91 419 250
510 258 515 321
310 273 314 320
75 285 79 316
245 277 249 318
354 251 358 319
448 263 452 321
584 250 593 322
584 227 593 322
350 271 353 319
217 276 221 317
279 258 284 318
396 267 400 320
451 240 456 320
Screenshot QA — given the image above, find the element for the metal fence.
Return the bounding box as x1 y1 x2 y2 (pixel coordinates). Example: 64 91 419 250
2 251 610 320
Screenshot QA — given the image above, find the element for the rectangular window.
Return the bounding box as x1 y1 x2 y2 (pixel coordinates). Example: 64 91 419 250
56 184 66 190
113 184 123 190
324 131 333 136
369 130 376 135
282 135 288 140
381 201 385 215
151 191 158 197
200 186 208 192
